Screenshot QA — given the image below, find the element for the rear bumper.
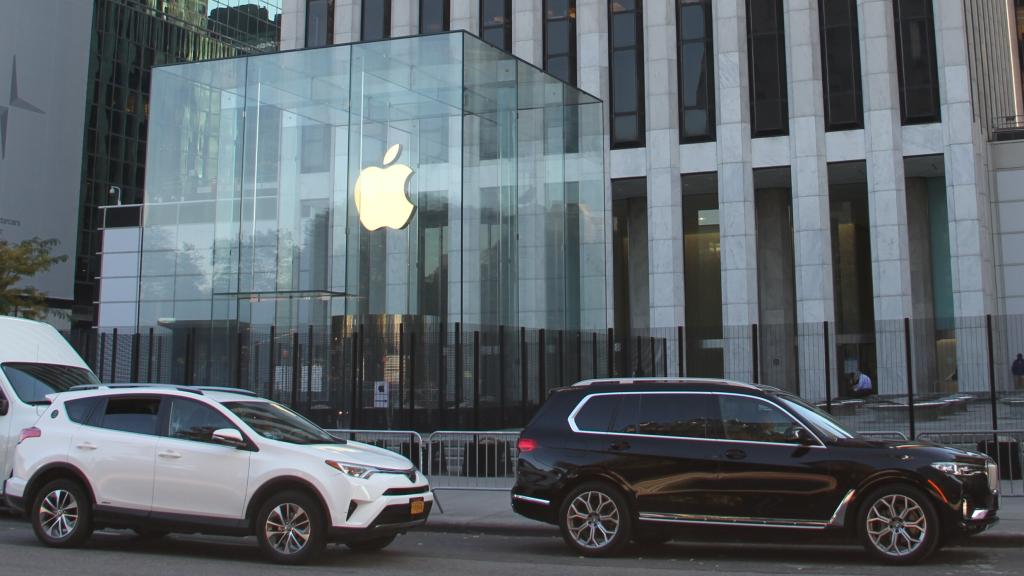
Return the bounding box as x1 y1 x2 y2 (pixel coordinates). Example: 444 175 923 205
511 493 555 524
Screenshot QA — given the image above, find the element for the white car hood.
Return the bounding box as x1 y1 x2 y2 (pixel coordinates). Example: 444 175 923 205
300 441 415 470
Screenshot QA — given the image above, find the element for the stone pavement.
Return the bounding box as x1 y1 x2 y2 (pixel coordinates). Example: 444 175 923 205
423 489 1024 546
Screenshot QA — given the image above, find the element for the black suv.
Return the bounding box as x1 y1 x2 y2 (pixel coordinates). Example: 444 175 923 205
512 378 999 564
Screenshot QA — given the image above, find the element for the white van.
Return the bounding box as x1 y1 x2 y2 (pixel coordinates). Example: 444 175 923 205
0 316 99 497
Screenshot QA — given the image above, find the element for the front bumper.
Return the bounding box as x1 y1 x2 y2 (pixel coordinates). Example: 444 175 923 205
328 500 433 542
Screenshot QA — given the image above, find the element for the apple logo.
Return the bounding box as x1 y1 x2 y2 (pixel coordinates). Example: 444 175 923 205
353 143 415 231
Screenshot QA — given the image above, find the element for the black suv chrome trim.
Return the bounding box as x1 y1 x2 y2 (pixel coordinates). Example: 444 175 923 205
636 489 856 530
512 494 551 506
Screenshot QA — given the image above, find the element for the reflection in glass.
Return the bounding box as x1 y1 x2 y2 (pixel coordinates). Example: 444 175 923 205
682 173 722 377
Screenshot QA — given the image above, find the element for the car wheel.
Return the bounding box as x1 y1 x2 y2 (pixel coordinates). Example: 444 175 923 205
558 482 633 557
255 490 327 565
857 484 940 565
31 479 94 548
345 534 397 552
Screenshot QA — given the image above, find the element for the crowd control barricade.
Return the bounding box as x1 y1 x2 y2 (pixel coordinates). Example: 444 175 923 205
917 430 1024 497
326 429 424 470
425 431 521 491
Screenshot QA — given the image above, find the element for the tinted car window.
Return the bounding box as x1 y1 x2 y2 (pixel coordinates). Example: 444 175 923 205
610 394 639 434
718 395 799 444
223 401 336 445
168 398 236 444
1 363 100 404
638 393 717 438
65 397 102 424
100 397 162 435
574 395 619 432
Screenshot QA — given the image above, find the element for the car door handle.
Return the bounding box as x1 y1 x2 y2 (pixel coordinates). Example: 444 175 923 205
724 449 746 461
158 450 182 459
609 441 631 451
75 442 97 451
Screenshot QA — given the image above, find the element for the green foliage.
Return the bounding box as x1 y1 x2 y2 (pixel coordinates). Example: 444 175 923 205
0 237 68 319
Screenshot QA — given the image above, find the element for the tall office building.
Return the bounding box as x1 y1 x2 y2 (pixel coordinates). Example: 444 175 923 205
72 0 282 327
269 0 1024 398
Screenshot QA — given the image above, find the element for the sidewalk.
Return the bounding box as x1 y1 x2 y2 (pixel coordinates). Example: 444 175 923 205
423 489 1024 547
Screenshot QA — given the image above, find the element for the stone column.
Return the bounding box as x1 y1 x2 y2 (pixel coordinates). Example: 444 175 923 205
577 0 614 329
785 0 836 400
451 1 480 35
513 0 543 65
858 0 913 395
391 0 418 37
280 0 305 50
933 0 998 393
334 0 361 43
715 0 758 382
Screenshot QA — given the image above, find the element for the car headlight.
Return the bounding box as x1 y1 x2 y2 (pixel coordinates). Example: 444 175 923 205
931 462 985 476
326 460 379 479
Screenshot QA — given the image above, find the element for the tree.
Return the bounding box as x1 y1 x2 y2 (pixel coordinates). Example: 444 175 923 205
0 237 68 319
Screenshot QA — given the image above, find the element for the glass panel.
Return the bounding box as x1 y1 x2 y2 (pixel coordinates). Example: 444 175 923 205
682 173 722 377
362 0 391 41
893 0 940 124
420 0 449 33
609 0 644 147
746 0 788 136
638 393 717 438
168 398 236 443
819 0 863 130
575 395 619 431
718 395 799 444
678 0 715 143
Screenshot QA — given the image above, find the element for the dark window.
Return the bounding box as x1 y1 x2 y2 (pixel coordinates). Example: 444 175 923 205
609 0 645 148
420 0 449 33
0 363 100 404
819 0 863 130
638 393 718 438
362 0 391 41
306 0 335 47
168 398 236 444
677 0 715 142
300 124 331 173
544 0 577 85
610 394 640 434
893 0 940 124
574 395 619 432
746 0 789 136
100 397 162 436
480 0 512 51
65 397 103 424
718 395 800 444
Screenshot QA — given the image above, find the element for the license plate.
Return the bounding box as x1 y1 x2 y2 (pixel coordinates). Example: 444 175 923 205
410 498 425 515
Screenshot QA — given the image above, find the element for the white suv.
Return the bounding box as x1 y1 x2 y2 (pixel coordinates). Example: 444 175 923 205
4 385 432 564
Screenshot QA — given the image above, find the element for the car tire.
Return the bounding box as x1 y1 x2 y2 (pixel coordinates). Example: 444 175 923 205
558 482 633 557
345 533 397 552
255 490 327 565
30 478 94 548
857 484 941 565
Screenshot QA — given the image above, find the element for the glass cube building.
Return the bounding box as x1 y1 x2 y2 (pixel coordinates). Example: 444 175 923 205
100 32 606 425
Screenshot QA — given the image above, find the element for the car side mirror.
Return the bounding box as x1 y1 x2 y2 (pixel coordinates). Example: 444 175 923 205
212 428 246 448
791 426 814 445
0 397 8 416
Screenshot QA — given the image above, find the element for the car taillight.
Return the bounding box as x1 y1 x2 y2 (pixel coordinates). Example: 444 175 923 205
18 427 41 444
517 438 537 453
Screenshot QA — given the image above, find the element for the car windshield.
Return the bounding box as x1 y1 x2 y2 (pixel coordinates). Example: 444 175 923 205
222 401 337 445
776 393 857 441
1 362 101 404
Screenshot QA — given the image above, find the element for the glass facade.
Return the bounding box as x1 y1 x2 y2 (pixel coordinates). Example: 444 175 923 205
420 0 450 34
543 0 577 86
76 0 281 326
819 0 863 131
609 0 645 148
677 0 715 142
138 31 605 392
361 0 391 41
480 0 512 52
306 0 334 47
746 0 788 136
893 0 941 124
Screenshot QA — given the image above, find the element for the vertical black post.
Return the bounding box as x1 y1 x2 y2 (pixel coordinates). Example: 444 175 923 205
473 331 481 429
189 327 198 385
437 321 446 430
409 329 417 429
398 322 405 427
538 329 546 403
824 321 832 414
110 328 119 383
156 335 163 382
558 330 565 389
234 330 244 389
86 330 96 373
98 332 106 382
678 326 685 377
455 322 463 428
986 314 999 430
607 327 614 376
268 325 277 401
130 332 140 383
146 327 155 382
349 330 358 428
650 336 656 376
306 325 314 412
576 330 582 382
291 331 300 409
520 327 528 425
751 323 759 384
904 317 915 439
499 326 506 428
662 338 668 376
635 335 641 376
592 332 598 376
358 328 366 426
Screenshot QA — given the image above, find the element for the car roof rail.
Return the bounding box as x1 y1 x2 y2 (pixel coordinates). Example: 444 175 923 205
195 386 260 397
570 377 759 390
68 383 205 395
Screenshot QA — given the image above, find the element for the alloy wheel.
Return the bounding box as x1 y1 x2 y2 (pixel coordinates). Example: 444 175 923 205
866 494 928 557
565 490 621 550
264 503 311 555
38 489 79 540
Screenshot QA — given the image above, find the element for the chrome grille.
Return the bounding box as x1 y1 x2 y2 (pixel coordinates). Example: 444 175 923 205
987 461 999 493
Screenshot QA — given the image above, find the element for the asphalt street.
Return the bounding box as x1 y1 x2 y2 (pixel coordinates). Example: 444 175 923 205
1 514 1021 576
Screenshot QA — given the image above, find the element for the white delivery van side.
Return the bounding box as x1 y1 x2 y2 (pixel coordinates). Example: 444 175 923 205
0 316 99 496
